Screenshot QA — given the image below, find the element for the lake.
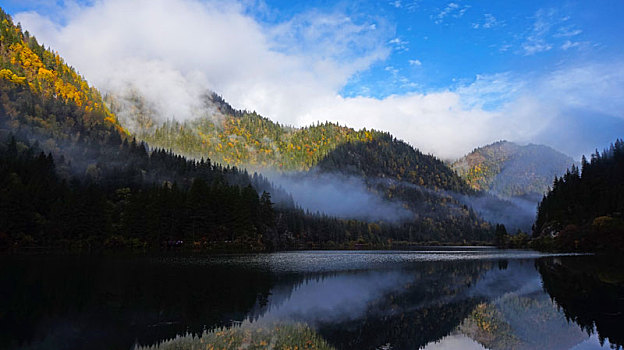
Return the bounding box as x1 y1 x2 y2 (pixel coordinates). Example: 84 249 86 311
1 248 623 350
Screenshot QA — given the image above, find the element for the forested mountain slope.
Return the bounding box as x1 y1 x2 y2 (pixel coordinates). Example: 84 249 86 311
122 92 469 193
114 88 500 240
112 91 376 171
452 141 575 198
533 140 624 251
316 133 471 193
0 10 125 141
0 8 494 249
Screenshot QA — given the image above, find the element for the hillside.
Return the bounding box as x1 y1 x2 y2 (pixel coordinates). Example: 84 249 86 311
533 140 624 252
112 91 501 241
316 133 472 193
0 8 285 249
0 9 494 249
110 91 376 171
121 92 473 193
0 9 126 142
452 141 575 198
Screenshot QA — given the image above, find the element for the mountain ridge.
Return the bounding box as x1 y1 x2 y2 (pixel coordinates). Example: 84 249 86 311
452 140 575 198
0 9 494 249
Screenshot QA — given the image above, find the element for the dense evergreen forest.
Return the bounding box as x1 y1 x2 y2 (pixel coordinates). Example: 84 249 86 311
317 133 472 193
0 9 494 250
0 136 493 250
532 139 624 251
116 91 379 172
129 95 502 241
120 91 472 194
111 76 501 239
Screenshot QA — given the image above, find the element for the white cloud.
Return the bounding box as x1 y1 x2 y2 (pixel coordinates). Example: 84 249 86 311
17 0 391 126
408 59 422 66
521 8 588 56
561 40 580 50
483 14 498 28
388 37 409 52
472 13 501 29
432 2 469 25
522 8 556 55
554 25 582 38
14 0 624 160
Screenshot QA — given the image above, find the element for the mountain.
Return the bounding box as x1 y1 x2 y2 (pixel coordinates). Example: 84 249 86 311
0 8 283 249
0 10 127 143
128 96 573 233
532 140 624 252
0 8 493 250
316 132 471 193
112 91 501 242
118 91 470 193
109 91 376 172
119 91 477 196
452 141 575 199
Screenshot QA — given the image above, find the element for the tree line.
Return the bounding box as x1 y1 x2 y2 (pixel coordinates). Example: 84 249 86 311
533 139 624 251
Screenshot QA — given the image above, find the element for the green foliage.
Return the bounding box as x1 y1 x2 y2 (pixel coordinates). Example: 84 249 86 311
117 93 495 243
131 110 377 172
533 139 624 251
0 136 493 250
317 133 472 193
0 8 495 248
0 136 276 250
126 93 470 193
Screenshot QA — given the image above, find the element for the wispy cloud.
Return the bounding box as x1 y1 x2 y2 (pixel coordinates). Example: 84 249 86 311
390 0 420 12
499 43 512 52
388 37 409 52
389 0 401 9
384 65 399 75
553 25 582 38
472 13 501 29
561 40 579 50
408 59 422 66
522 8 556 55
521 8 588 55
432 2 470 25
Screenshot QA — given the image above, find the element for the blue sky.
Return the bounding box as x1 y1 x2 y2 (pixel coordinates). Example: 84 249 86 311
250 0 624 98
4 0 624 159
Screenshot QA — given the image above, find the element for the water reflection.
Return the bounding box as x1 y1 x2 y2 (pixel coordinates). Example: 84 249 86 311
0 250 621 350
537 256 624 348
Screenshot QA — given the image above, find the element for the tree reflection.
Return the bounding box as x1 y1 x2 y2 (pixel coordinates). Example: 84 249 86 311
537 256 624 348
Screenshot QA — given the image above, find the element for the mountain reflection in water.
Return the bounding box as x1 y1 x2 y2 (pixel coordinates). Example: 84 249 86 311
0 249 622 350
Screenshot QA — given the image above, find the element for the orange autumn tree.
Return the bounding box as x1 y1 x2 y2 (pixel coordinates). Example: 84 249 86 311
0 8 126 135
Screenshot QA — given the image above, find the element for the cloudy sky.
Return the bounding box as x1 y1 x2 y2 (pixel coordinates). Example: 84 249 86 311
4 0 624 159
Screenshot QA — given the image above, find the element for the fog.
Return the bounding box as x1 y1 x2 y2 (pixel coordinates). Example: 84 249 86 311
265 168 537 231
267 171 413 223
456 193 537 232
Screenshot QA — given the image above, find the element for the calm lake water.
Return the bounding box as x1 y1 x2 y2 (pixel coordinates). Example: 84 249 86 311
1 248 623 350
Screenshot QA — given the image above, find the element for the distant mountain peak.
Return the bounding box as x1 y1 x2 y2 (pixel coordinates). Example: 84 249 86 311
453 141 575 197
